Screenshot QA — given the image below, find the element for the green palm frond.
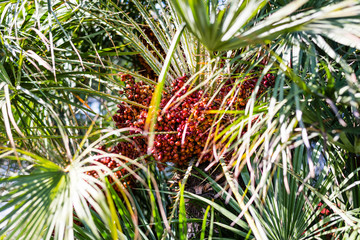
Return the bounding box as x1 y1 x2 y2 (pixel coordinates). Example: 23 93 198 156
0 123 170 240
1 149 108 240
171 0 360 52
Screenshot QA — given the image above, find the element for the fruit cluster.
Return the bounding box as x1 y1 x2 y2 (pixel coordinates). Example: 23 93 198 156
91 72 275 177
229 73 276 107
86 144 138 188
113 74 274 165
111 75 215 166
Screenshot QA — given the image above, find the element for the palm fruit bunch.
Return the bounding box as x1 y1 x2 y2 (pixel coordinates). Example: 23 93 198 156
89 72 275 183
88 73 275 192
110 74 214 166
109 73 275 167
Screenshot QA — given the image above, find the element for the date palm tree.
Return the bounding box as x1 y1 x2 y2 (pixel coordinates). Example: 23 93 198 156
1 0 360 239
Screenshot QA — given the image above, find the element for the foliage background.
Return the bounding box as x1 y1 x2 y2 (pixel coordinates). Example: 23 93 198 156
1 0 360 239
